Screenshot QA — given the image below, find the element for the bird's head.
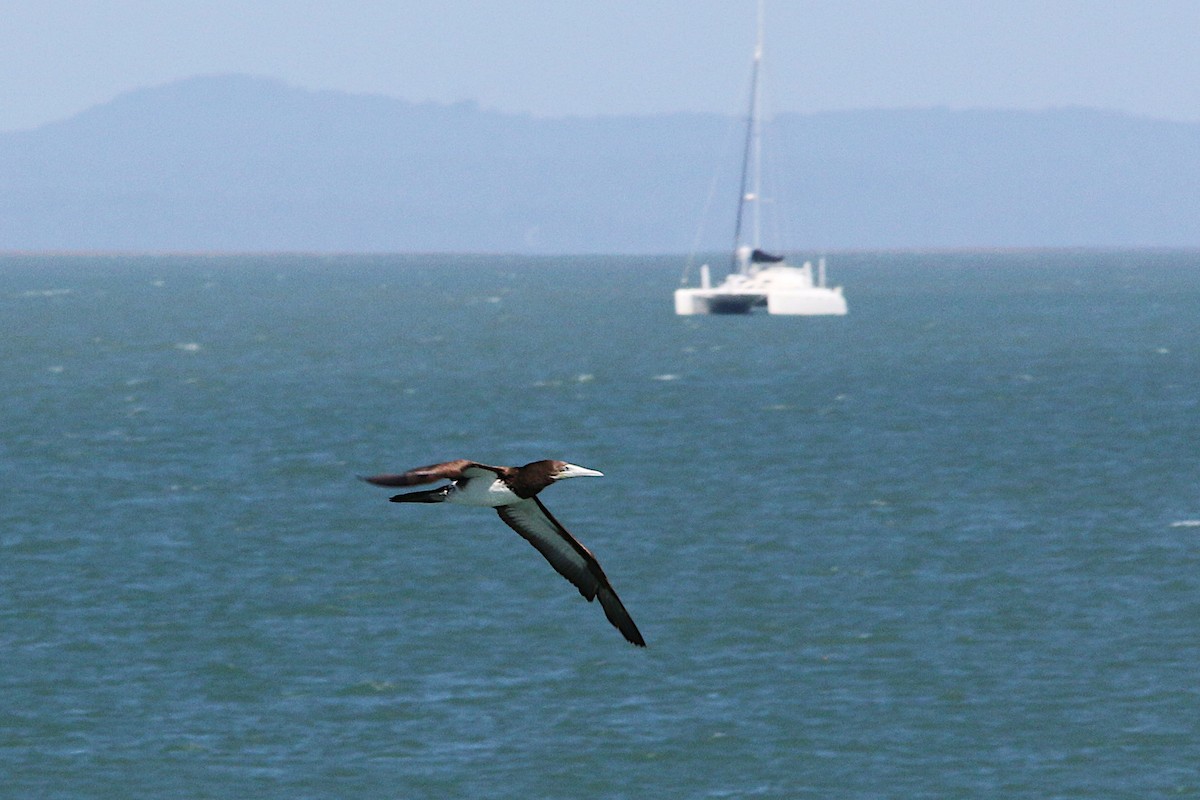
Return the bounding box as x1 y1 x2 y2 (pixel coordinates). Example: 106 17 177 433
545 461 604 481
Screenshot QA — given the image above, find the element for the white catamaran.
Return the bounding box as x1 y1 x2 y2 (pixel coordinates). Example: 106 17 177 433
674 3 847 316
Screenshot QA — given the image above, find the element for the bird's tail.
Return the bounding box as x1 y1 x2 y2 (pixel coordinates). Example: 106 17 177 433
388 485 452 503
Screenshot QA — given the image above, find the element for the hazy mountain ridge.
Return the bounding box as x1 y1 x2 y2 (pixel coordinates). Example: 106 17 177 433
2 75 1197 253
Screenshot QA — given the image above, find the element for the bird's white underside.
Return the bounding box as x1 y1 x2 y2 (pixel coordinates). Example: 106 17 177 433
446 476 521 507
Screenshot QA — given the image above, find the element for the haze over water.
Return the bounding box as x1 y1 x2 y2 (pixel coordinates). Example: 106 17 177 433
3 251 1198 797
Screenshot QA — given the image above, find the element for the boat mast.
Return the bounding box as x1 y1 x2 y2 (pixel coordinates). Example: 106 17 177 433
751 0 765 254
731 0 765 274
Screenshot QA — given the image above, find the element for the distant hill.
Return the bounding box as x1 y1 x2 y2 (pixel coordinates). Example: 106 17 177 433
2 75 1198 253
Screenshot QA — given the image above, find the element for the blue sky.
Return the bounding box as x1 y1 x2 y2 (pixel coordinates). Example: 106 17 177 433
3 0 1199 131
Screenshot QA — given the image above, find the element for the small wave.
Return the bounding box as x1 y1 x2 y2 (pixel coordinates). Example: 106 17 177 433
338 680 398 697
1169 520 1200 528
652 373 681 381
18 288 71 298
175 342 202 352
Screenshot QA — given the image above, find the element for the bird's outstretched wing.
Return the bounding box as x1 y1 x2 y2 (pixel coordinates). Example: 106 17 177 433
496 497 645 647
362 460 501 487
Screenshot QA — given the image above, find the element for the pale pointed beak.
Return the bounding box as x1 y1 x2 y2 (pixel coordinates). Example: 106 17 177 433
556 463 604 479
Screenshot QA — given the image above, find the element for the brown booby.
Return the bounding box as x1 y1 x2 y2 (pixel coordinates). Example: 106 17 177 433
363 459 646 647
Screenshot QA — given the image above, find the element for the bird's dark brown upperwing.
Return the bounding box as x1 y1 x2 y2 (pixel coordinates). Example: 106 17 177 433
362 459 502 487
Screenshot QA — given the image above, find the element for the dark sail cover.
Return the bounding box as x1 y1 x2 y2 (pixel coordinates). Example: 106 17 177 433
751 249 785 264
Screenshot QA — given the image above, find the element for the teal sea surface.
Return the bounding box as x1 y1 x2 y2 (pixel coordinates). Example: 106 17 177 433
3 251 1199 798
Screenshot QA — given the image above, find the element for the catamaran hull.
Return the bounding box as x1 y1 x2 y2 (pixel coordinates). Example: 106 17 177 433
674 290 760 315
674 286 847 316
766 288 847 315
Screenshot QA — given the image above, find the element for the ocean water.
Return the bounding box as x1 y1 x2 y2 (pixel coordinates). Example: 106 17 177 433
3 251 1199 798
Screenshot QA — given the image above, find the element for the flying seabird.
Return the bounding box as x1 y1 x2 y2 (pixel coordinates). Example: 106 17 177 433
363 459 646 647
